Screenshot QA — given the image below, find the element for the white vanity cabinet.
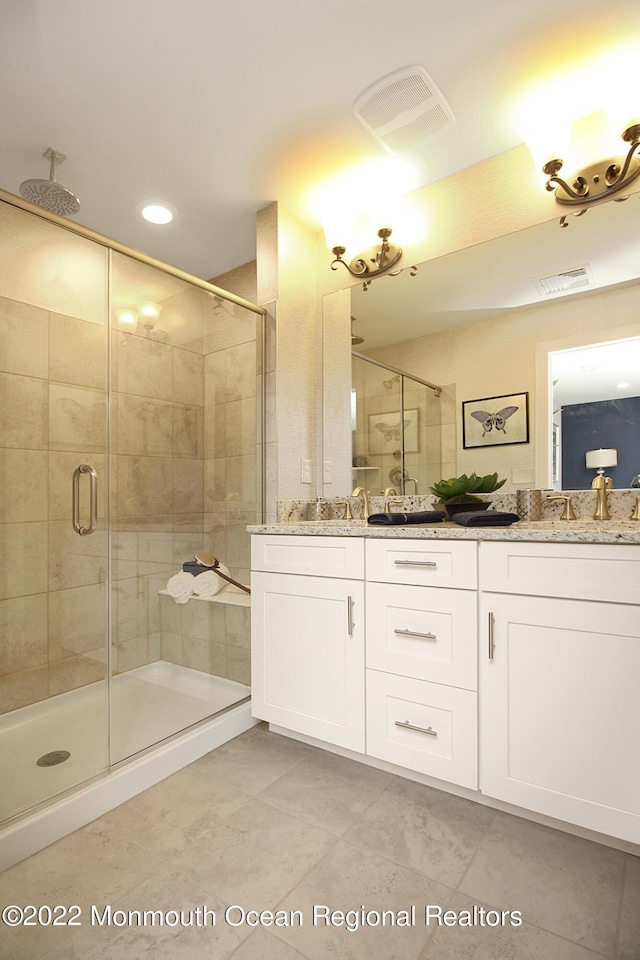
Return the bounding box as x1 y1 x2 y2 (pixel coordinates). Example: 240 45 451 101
251 535 365 751
251 532 640 846
479 541 640 843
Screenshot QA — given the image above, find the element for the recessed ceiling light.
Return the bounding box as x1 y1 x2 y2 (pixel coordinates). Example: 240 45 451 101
617 381 630 389
138 201 176 224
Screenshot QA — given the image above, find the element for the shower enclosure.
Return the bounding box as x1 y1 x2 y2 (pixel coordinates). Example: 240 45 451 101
0 191 264 837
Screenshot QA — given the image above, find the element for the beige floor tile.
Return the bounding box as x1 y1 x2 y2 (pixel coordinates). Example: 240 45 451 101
230 929 311 960
418 892 610 960
272 839 451 960
617 855 640 960
344 775 496 887
459 814 624 957
0 818 163 959
193 726 315 796
70 867 251 960
172 798 335 908
102 766 251 859
260 749 394 836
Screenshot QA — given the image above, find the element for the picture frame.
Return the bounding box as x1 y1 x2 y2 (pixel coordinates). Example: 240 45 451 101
462 392 529 449
368 408 419 455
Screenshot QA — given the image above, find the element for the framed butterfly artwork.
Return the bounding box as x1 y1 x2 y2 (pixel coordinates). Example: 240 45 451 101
462 392 529 449
367 409 419 455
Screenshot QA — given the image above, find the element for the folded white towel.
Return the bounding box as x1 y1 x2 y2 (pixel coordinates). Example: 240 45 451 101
167 571 195 604
192 564 230 597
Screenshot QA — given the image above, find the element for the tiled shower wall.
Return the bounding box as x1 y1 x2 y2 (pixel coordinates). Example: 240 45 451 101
0 268 260 712
111 317 206 677
0 294 109 713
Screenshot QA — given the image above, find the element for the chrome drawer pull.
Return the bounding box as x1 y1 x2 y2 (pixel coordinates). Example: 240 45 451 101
395 720 437 737
394 628 437 640
347 595 355 636
393 560 437 567
488 611 495 660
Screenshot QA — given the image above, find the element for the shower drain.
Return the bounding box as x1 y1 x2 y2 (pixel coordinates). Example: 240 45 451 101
36 751 71 767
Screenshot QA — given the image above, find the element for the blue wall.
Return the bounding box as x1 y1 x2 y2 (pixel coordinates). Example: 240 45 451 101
561 396 640 489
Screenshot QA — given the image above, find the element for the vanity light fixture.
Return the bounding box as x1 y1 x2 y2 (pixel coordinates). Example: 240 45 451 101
115 308 138 327
139 301 162 321
330 227 416 289
542 123 640 207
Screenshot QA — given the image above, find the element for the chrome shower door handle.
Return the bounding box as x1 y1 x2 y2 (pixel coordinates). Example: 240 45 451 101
72 464 98 536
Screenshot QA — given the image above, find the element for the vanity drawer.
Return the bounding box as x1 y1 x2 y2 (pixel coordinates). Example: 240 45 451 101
366 582 477 690
251 535 364 579
480 542 640 604
366 538 477 589
366 669 477 789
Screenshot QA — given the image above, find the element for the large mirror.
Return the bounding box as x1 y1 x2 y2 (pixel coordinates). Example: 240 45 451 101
322 197 640 497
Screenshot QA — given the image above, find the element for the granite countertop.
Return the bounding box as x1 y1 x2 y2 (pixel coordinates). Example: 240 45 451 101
247 519 640 544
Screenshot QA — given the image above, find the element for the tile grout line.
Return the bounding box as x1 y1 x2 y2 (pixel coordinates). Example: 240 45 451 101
612 856 627 960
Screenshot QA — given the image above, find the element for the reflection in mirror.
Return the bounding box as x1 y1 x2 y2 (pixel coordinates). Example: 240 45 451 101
323 196 640 496
551 337 640 490
351 353 443 495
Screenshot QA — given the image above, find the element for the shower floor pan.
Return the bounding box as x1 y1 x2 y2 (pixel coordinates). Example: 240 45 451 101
0 661 250 825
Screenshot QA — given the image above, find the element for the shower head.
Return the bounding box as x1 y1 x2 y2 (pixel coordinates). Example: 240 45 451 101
19 148 80 217
383 375 401 389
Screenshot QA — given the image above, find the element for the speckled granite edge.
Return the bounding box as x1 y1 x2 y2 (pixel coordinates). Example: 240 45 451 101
247 520 640 544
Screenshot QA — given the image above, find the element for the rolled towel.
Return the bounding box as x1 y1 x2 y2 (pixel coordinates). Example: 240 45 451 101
192 564 231 597
452 510 520 527
167 570 195 604
368 511 446 525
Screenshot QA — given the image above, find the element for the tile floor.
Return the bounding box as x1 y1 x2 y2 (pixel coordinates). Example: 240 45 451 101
1 724 638 960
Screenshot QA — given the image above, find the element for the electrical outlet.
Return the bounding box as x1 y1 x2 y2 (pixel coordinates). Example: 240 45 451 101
324 461 332 483
300 458 313 484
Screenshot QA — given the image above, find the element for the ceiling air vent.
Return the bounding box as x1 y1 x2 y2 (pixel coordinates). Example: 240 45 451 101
532 264 594 298
353 66 455 155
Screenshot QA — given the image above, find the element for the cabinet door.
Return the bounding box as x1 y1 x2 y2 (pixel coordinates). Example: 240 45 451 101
480 593 640 844
251 572 365 751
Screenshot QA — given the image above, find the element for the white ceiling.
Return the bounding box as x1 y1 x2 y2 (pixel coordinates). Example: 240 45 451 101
2 0 640 280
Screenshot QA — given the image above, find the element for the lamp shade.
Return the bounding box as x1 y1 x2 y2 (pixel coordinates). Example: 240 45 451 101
585 448 617 469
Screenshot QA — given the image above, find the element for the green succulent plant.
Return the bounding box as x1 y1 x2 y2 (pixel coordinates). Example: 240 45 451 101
429 472 506 504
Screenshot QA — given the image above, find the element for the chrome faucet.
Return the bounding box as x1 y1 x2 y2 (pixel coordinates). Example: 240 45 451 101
592 476 611 520
351 486 371 519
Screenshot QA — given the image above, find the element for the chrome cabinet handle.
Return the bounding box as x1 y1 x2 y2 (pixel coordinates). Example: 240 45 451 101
395 720 437 737
347 595 355 636
488 611 495 660
393 560 437 567
394 628 437 640
72 464 98 536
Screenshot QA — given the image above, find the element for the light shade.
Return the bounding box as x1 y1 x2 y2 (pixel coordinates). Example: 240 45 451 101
585 448 617 469
115 308 138 327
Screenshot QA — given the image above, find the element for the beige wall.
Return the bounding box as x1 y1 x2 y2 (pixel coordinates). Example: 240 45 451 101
256 203 318 520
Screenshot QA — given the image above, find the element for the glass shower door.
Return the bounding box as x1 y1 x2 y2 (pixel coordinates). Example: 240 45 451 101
0 198 110 823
